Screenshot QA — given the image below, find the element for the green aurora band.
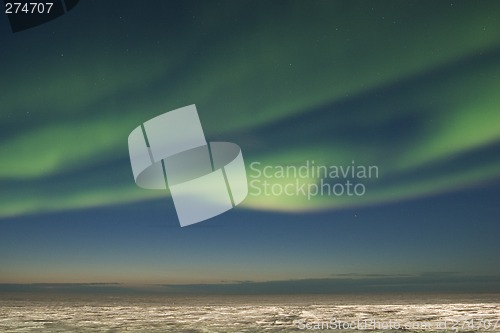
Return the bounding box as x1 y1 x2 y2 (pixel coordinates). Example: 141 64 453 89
1 1 499 217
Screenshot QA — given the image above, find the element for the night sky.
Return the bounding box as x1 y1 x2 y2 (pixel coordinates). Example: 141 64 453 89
0 1 499 292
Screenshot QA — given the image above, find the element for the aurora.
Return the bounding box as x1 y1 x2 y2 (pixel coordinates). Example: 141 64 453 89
0 0 499 296
1 1 499 218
